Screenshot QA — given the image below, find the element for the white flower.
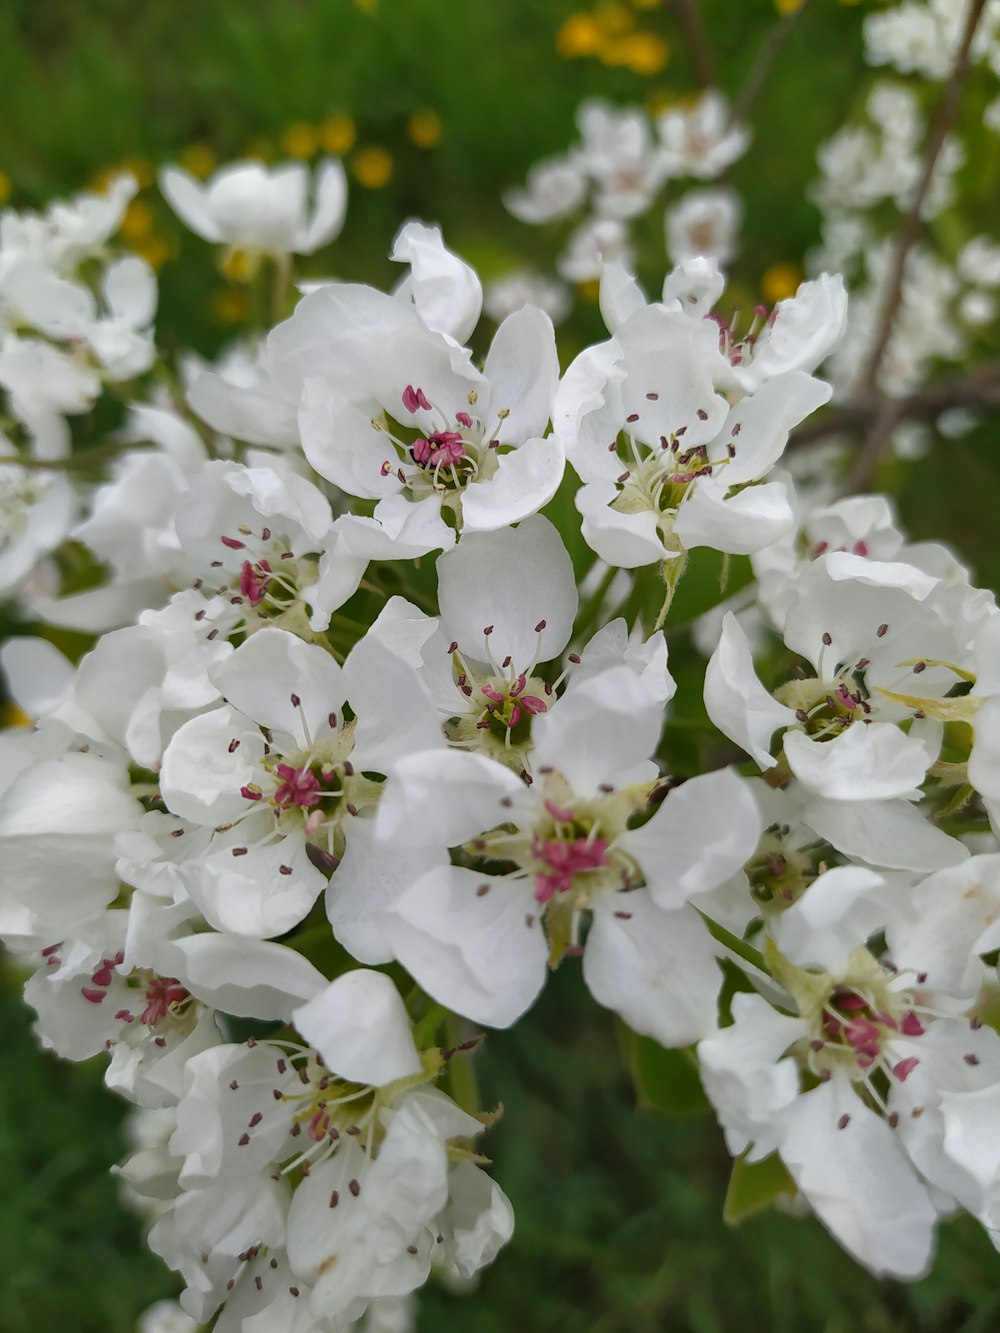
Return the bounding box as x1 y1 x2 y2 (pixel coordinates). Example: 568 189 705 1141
557 303 829 567
374 674 759 1039
558 217 632 284
503 155 588 224
664 188 741 267
657 92 750 180
160 158 348 257
158 625 444 941
270 281 562 555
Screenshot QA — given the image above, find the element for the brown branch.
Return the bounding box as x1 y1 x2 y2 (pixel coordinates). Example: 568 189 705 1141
855 0 988 404
789 363 1000 448
668 0 715 89
729 0 813 128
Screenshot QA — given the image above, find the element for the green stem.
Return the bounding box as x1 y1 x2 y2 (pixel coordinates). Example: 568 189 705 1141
573 563 619 640
1 440 158 471
653 551 688 632
444 1011 480 1115
698 911 767 975
412 1000 449 1048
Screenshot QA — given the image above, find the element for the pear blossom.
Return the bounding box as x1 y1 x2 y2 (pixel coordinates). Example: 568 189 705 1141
160 158 348 258
158 624 444 939
269 280 562 556
656 92 750 180
374 672 760 1038
556 301 831 567
700 862 1000 1277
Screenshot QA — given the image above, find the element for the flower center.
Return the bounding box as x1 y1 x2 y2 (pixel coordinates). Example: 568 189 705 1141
371 385 512 507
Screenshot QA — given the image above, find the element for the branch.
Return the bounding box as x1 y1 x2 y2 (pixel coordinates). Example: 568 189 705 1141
789 362 1000 448
729 0 812 128
668 0 715 89
855 0 988 403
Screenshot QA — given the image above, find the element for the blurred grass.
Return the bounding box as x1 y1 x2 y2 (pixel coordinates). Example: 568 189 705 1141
1 1 999 1329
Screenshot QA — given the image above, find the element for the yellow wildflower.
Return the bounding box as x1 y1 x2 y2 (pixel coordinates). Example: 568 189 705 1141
761 262 804 305
282 122 319 159
320 114 357 156
352 147 393 189
407 109 443 150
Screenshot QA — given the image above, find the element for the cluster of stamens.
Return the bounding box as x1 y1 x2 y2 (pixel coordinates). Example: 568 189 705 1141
370 384 510 501
609 395 732 528
190 523 312 640
708 303 777 368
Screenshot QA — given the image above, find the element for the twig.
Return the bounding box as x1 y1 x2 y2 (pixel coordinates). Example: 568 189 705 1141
855 0 988 405
0 439 158 471
669 0 715 89
729 0 813 128
788 362 1000 448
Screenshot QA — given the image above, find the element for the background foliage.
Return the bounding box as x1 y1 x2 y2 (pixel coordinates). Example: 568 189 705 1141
1 1 999 1328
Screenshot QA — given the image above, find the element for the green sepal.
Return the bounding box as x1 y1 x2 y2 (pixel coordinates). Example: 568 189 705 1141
723 1152 797 1225
618 1021 710 1117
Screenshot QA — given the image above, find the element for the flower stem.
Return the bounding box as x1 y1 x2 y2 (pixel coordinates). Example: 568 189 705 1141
697 911 767 976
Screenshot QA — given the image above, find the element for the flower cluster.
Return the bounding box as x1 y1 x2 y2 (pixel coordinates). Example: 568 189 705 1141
5 3 1000 1325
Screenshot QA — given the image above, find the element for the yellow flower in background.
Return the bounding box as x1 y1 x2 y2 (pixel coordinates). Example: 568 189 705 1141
761 262 804 304
408 109 442 150
774 0 805 11
594 2 636 35
578 278 601 304
353 0 378 11
179 143 216 179
211 288 251 324
557 13 604 57
282 122 318 159
119 199 155 242
0 171 11 206
614 31 669 73
351 146 393 189
320 114 357 156
631 0 662 8
131 234 178 270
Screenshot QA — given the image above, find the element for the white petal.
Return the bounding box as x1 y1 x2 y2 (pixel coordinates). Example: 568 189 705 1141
376 750 523 847
620 767 761 910
326 818 441 964
210 628 345 744
674 479 795 555
298 158 348 253
437 515 577 669
385 865 547 1027
484 305 558 444
292 971 421 1085
584 891 721 1045
171 933 326 1019
160 706 264 826
784 724 935 802
159 167 222 242
771 864 889 973
391 221 482 343
802 795 968 872
598 259 647 333
103 256 158 327
781 1079 936 1279
531 664 662 795
461 435 565 532
344 634 444 772
704 612 796 769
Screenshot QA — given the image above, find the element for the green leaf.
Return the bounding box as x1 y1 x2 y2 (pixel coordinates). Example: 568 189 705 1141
723 1153 797 1225
619 1023 710 1116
